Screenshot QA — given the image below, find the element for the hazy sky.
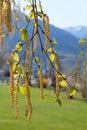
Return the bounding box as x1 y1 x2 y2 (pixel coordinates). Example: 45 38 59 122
15 0 87 28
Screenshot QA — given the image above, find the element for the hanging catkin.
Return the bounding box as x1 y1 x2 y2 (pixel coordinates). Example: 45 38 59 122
0 0 3 35
7 0 12 31
33 23 38 52
3 1 8 34
3 0 11 34
25 39 32 121
43 14 49 51
15 81 19 118
55 53 60 98
38 64 44 99
25 74 32 121
10 55 14 107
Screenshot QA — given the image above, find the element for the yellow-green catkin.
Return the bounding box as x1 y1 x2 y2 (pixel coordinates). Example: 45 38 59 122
0 0 3 35
38 64 44 99
55 53 60 98
15 81 19 118
43 14 50 51
7 0 12 31
0 0 4 46
25 74 32 121
3 0 12 34
10 55 14 107
25 39 32 121
33 23 38 52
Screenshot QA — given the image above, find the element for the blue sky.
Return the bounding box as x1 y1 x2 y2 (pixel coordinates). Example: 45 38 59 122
15 0 87 28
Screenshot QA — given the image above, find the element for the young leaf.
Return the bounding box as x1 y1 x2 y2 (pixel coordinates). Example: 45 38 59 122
13 52 19 62
16 65 24 77
47 48 54 53
38 69 40 75
51 38 57 46
35 57 42 62
38 12 44 18
60 80 67 87
49 53 55 62
3 3 7 10
80 51 84 56
19 86 26 95
29 11 35 19
20 28 28 40
79 39 85 46
15 16 20 21
16 41 22 51
70 86 76 96
14 73 19 78
26 5 31 10
37 4 42 10
13 63 17 71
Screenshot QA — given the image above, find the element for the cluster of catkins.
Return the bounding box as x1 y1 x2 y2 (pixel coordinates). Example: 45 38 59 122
0 0 11 35
1 0 61 122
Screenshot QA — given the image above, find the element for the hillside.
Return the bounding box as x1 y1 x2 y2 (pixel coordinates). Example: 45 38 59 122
3 13 80 73
50 25 79 55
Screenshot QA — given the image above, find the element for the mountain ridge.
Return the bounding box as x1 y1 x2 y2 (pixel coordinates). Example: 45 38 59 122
65 25 87 38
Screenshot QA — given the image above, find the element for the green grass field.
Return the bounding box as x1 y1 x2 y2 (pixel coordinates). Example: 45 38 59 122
0 85 87 130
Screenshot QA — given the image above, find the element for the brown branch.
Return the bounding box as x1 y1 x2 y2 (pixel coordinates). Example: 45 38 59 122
38 32 71 88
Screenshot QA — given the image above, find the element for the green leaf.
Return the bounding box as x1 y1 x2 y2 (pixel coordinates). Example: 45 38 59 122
51 38 57 46
35 57 42 62
13 63 17 71
79 38 87 45
47 48 54 53
37 4 42 10
38 69 40 75
14 73 19 78
49 53 55 62
20 28 28 40
19 85 26 95
70 86 76 96
29 11 35 19
3 3 7 10
37 12 44 18
32 22 37 27
60 80 67 87
26 5 31 10
25 70 33 75
83 61 87 66
13 52 19 62
15 16 20 21
16 65 24 77
80 51 84 56
16 41 22 51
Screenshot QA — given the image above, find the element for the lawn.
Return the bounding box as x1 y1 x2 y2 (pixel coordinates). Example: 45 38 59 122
0 85 87 130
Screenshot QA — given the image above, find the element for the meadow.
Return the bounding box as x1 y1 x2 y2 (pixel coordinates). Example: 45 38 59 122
0 85 87 130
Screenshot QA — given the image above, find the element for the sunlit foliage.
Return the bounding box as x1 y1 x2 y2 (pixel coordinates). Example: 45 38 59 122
0 0 72 121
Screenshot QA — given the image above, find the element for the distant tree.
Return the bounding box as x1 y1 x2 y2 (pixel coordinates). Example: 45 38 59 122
0 51 6 69
79 37 87 100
